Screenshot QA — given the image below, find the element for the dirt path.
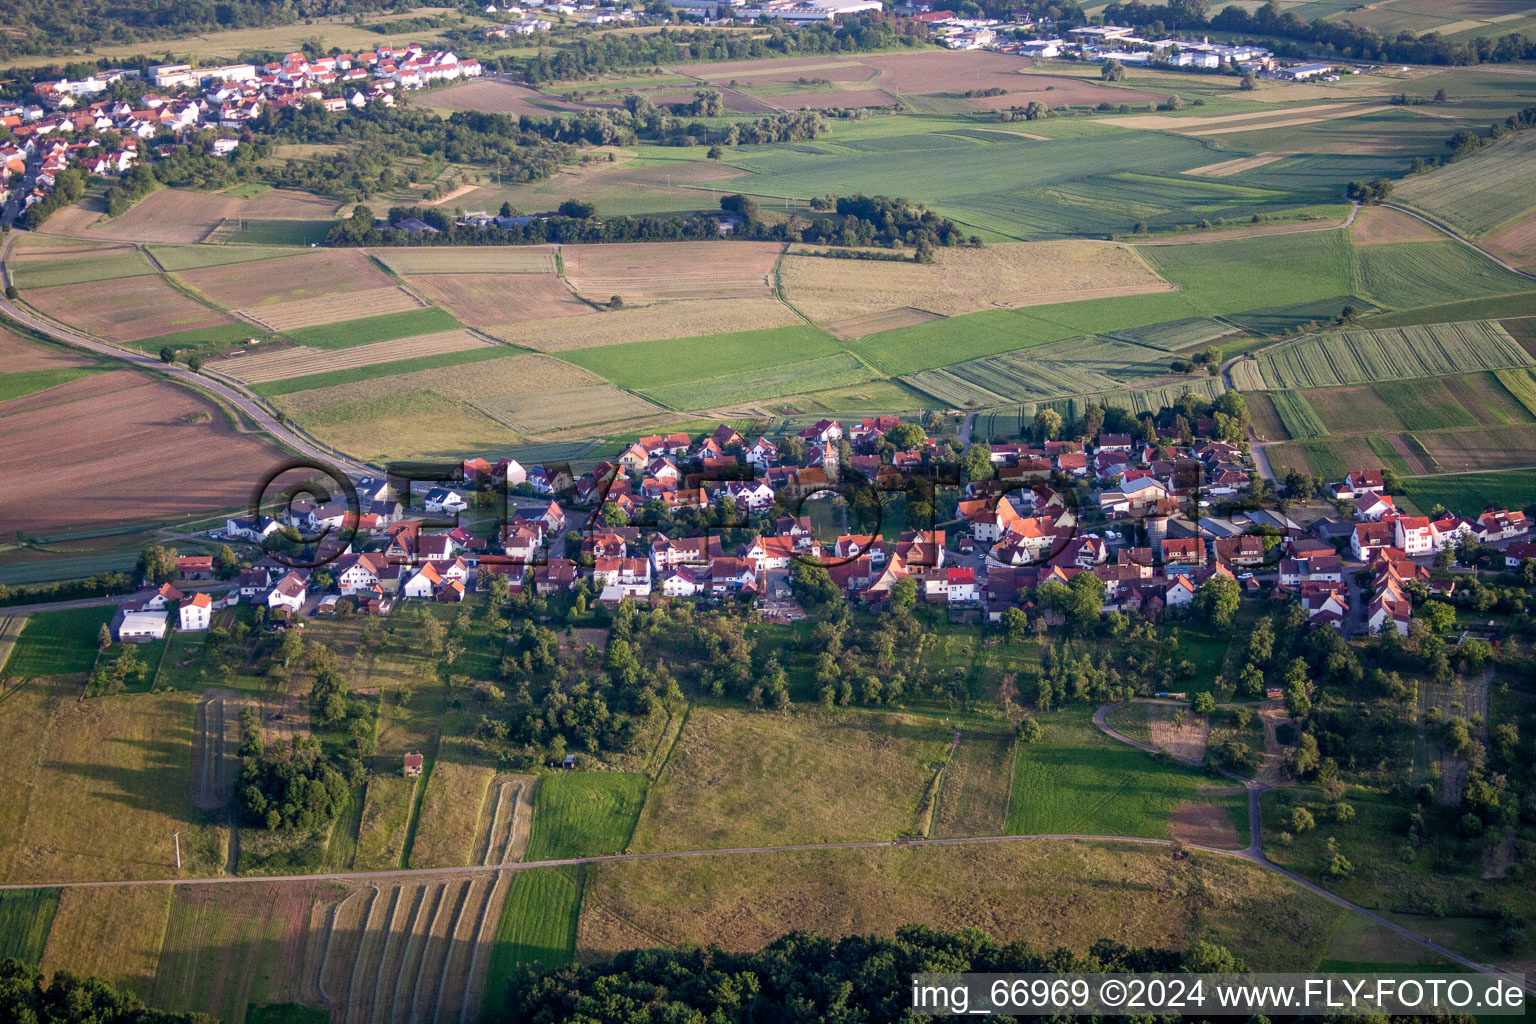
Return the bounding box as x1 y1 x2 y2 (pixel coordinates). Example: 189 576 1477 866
190 689 239 810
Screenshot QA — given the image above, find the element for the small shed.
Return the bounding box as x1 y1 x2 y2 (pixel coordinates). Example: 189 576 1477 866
403 753 424 777
562 754 577 770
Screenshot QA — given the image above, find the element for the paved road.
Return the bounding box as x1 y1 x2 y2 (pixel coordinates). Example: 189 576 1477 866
0 232 374 481
0 582 235 617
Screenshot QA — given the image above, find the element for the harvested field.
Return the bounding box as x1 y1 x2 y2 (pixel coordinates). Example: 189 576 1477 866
483 297 801 351
560 241 780 303
1351 205 1443 245
190 689 240 811
417 78 580 115
1244 393 1290 441
1483 210 1536 272
1193 105 1394 136
0 328 97 374
1148 704 1210 763
576 840 1345 970
218 330 492 384
175 250 391 309
82 189 340 245
478 776 535 866
766 88 898 110
369 246 557 275
472 384 666 433
1183 153 1289 178
148 245 309 272
779 240 1171 323
272 352 603 413
242 287 425 333
406 273 589 326
41 885 172 996
354 774 420 872
824 307 945 340
1169 800 1242 849
0 372 285 535
25 275 237 344
1099 102 1375 132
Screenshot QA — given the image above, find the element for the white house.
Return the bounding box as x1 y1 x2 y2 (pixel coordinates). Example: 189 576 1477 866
226 515 281 542
117 608 168 641
659 565 708 597
1354 493 1397 521
266 571 308 612
1166 574 1197 607
1393 516 1434 557
423 487 468 514
179 592 212 631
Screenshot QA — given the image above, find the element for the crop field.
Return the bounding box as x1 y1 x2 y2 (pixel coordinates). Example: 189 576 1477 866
1243 321 1533 390
485 296 803 352
406 273 590 326
41 885 172 996
483 866 583 1013
369 246 557 275
25 275 237 343
932 725 1016 838
0 366 98 402
281 307 463 350
576 840 1351 970
1006 706 1245 841
630 707 956 852
559 324 841 392
560 241 781 303
353 774 421 872
1265 435 1417 479
1141 231 1355 314
272 351 603 413
417 77 583 115
1349 205 1441 246
778 240 1172 323
0 888 59 964
646 351 874 410
0 327 98 374
1393 131 1536 238
10 245 156 289
0 372 285 535
1270 390 1329 439
242 287 426 333
1483 210 1536 272
152 881 320 1024
1416 423 1536 473
171 249 387 309
147 244 309 271
406 761 494 869
74 188 339 245
1495 367 1536 417
975 376 1225 439
1244 391 1290 441
1353 241 1532 310
1401 471 1536 516
525 772 647 862
471 384 667 433
904 335 1178 408
272 390 518 462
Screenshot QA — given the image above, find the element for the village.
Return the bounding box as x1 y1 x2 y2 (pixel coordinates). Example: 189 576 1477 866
105 415 1533 650
1 44 482 217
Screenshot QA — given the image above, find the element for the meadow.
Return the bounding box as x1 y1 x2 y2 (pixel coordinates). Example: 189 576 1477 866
1392 131 1536 238
0 888 60 964
353 773 421 872
1 606 113 678
1006 706 1245 843
1270 390 1329 440
40 885 173 997
1400 471 1536 515
406 761 495 869
524 772 648 862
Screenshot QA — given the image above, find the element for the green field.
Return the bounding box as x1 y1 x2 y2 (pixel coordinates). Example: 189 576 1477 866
0 367 99 402
285 306 461 350
251 345 521 396
1392 131 1536 237
1495 367 1536 417
0 888 60 964
12 249 156 289
1244 321 1533 390
482 866 583 1016
646 352 875 410
1365 293 1536 328
1400 471 1536 516
559 325 839 390
524 772 648 862
1 606 114 677
353 773 420 871
1266 434 1413 480
904 334 1177 408
150 245 310 271
1142 231 1356 315
1268 390 1329 440
1006 706 1245 842
1352 242 1532 310
129 322 269 355
216 220 333 246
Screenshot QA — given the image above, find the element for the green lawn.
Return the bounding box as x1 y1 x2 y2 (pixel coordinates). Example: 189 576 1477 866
1 606 114 677
524 772 648 862
286 306 462 350
1006 705 1242 841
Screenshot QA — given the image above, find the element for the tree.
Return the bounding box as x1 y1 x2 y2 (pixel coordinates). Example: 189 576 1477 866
137 543 179 585
558 199 596 219
97 622 112 649
187 355 203 372
1033 408 1062 441
1192 691 1216 714
1001 606 1029 642
885 422 926 449
1017 717 1043 743
1065 571 1105 630
1101 59 1126 81
214 544 239 579
890 576 918 609
707 144 723 161
1418 599 1456 633
1289 806 1315 832
608 294 624 308
159 346 176 363
961 443 994 483
1239 71 1256 90
1192 576 1239 629
1284 679 1311 719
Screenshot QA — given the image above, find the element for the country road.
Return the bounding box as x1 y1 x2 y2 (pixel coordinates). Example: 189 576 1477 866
0 696 1519 990
0 232 374 481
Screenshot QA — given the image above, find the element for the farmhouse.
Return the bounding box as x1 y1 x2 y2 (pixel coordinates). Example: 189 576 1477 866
176 555 214 580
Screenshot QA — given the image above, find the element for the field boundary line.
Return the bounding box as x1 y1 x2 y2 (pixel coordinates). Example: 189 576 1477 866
1381 203 1536 281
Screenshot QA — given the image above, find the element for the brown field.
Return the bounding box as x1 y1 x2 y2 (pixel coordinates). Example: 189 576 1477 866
1351 205 1444 245
11 236 136 259
1482 210 1536 271
273 352 603 413
1101 102 1386 134
766 88 900 110
417 77 581 115
472 384 667 433
963 74 1165 108
406 273 590 326
561 241 781 303
824 306 945 340
1184 153 1289 178
576 840 1345 970
41 885 172 995
701 61 879 87
780 240 1171 323
1169 800 1242 848
0 371 285 534
37 201 106 236
1304 384 1407 433
862 50 1032 92
25 275 237 343
217 329 493 384
408 762 495 869
72 189 340 244
292 395 520 463
1148 704 1209 763
484 296 801 351
369 246 558 275
582 88 773 114
0 326 98 373
175 249 392 309
1196 105 1396 136
476 775 535 865
242 286 425 332
1244 392 1291 441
